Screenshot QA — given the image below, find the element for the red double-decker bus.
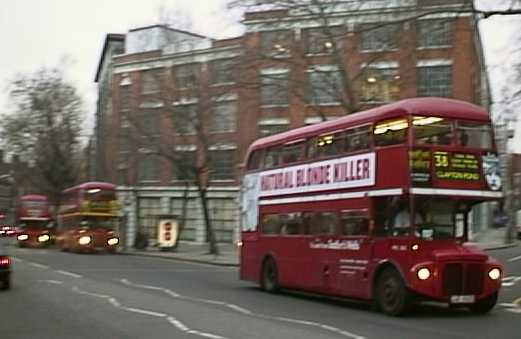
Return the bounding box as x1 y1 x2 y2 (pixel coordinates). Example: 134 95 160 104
15 195 54 248
240 98 503 315
56 182 120 253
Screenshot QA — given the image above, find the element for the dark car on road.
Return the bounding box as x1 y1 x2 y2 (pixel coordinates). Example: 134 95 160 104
0 241 11 290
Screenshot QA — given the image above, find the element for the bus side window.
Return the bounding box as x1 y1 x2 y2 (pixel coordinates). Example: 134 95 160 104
247 150 264 170
373 197 393 237
264 147 281 168
340 210 369 236
280 213 301 235
308 212 338 235
281 141 306 165
374 118 408 147
311 132 345 159
261 214 280 234
346 126 371 153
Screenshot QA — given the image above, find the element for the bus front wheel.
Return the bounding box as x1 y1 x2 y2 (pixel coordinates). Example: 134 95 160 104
376 268 411 316
261 258 279 293
469 292 498 314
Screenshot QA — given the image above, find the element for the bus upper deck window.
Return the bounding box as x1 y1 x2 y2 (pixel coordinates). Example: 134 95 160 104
374 118 408 146
247 150 263 170
264 147 282 168
346 126 371 152
310 132 345 159
413 116 452 145
456 121 493 149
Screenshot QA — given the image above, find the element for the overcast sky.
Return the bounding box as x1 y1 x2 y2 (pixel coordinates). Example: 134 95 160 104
0 0 519 150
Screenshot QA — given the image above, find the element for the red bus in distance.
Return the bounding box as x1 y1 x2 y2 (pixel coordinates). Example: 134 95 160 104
56 182 120 253
15 195 54 247
240 98 503 315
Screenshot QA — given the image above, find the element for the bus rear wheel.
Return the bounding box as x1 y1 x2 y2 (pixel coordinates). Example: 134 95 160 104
376 268 411 316
261 258 279 293
469 292 498 314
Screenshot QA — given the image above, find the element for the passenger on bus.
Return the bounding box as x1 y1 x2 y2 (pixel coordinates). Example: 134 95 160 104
390 198 423 235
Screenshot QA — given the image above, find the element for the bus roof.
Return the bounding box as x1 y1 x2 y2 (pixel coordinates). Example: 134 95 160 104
63 181 116 194
247 98 489 153
18 195 48 201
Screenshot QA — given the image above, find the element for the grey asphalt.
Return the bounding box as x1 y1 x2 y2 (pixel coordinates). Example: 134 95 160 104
1 239 520 339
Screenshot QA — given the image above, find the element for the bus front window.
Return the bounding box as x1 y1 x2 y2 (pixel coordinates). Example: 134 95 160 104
413 116 452 145
415 198 468 240
80 217 117 229
455 121 493 148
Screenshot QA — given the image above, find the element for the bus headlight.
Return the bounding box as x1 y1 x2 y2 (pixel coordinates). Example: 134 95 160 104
38 234 50 242
417 267 431 280
78 236 92 245
17 234 29 241
107 238 119 246
488 268 501 280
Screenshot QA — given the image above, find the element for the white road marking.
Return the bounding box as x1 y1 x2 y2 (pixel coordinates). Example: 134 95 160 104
11 257 24 263
501 297 521 314
28 262 49 269
508 255 521 262
502 276 521 287
39 280 64 285
123 307 167 317
499 303 517 308
55 270 82 279
120 278 366 339
70 285 235 339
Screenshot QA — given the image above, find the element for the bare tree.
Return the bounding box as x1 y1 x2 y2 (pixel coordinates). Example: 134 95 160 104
1 67 84 206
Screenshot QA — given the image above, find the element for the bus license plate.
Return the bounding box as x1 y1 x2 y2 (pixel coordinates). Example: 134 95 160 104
450 295 475 304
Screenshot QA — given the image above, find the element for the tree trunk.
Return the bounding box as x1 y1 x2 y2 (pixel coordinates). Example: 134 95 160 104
196 182 219 255
173 181 190 251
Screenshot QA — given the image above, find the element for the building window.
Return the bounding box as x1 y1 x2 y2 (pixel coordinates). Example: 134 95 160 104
138 198 161 241
209 59 236 85
119 85 131 111
359 23 399 52
257 119 289 138
175 64 199 90
141 70 161 94
173 104 197 135
417 19 451 48
174 150 197 181
307 68 343 105
141 110 160 151
209 149 235 180
210 100 237 133
208 199 237 242
417 66 451 97
138 155 160 181
303 26 345 55
260 72 288 106
260 30 292 57
360 67 400 103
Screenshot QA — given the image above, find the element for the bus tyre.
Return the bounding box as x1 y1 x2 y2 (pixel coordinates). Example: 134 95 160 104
376 268 411 316
470 292 497 314
261 258 279 293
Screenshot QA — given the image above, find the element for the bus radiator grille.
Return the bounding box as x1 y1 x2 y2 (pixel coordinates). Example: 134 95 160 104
442 263 484 296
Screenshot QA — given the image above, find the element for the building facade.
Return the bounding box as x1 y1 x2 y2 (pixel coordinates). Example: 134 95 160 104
95 0 491 247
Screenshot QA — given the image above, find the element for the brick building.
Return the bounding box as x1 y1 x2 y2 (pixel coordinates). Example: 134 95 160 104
94 0 490 246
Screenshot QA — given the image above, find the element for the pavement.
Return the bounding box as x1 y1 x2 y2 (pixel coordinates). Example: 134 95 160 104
126 230 519 267
127 241 240 266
